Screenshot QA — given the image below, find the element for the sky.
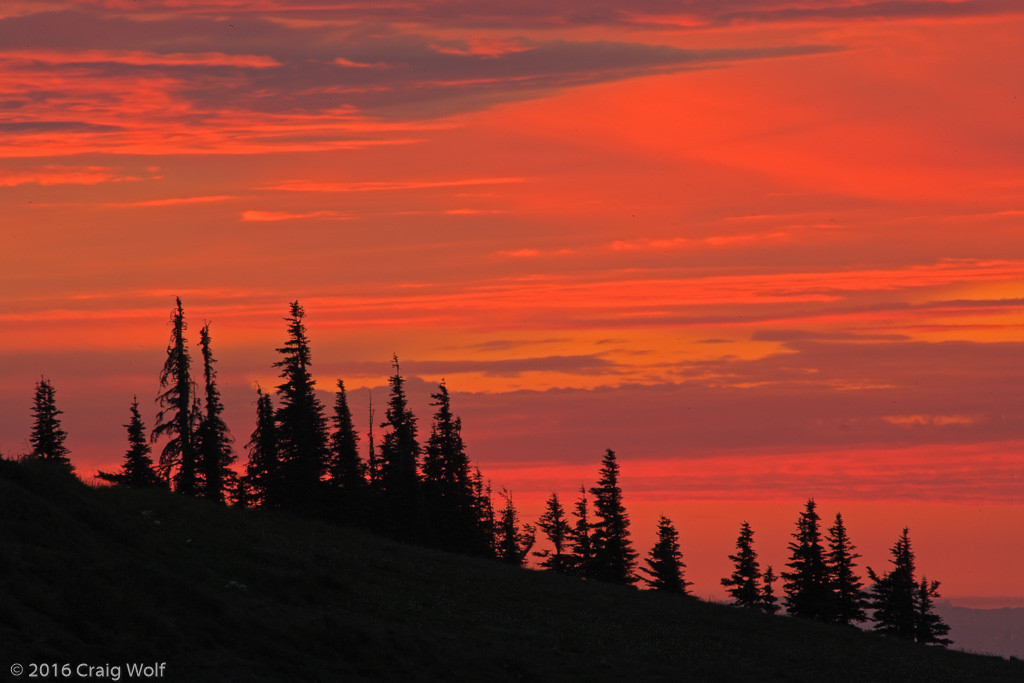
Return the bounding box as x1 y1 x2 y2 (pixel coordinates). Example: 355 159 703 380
2 0 1023 606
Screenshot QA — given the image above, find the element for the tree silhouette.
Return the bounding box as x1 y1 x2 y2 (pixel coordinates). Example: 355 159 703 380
422 381 483 553
761 565 780 615
916 576 952 645
782 498 832 620
242 386 281 509
97 397 162 487
152 298 198 494
866 528 919 640
826 512 868 626
327 379 364 512
197 323 236 504
640 515 689 594
273 301 329 510
495 489 535 566
29 377 72 472
722 521 761 608
471 467 496 557
569 484 595 578
534 492 574 573
589 449 638 585
378 354 422 537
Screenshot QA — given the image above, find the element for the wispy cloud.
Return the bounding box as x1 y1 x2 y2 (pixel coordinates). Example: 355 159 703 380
0 165 139 187
240 209 353 221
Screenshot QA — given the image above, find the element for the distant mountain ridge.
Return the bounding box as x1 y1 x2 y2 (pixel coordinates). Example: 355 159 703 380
937 602 1024 659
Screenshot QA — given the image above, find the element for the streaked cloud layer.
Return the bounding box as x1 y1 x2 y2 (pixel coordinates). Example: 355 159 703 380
1 0 1022 599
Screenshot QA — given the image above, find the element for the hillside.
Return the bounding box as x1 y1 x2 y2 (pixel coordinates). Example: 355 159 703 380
1 459 1021 683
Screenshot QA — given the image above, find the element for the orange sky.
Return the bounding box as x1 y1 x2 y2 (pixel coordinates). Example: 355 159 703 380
2 0 1023 605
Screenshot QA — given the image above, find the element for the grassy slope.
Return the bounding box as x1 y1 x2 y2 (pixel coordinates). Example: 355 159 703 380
2 459 1021 683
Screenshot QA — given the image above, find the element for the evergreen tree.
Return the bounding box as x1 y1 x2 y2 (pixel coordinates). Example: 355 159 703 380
328 379 364 494
29 377 73 471
589 449 638 585
782 498 832 620
640 515 689 594
378 355 422 537
721 521 761 608
916 576 952 646
471 467 496 557
826 512 868 626
495 489 535 566
867 528 921 641
273 301 329 510
422 381 480 552
366 389 380 488
152 297 199 495
761 565 780 615
569 484 595 578
196 323 236 504
97 397 161 487
243 386 281 509
534 492 574 573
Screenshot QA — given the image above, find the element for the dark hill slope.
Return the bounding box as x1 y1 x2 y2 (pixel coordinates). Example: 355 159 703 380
1 459 1021 682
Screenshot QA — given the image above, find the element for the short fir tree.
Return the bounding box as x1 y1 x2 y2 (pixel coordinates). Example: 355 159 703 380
534 492 575 574
782 498 832 620
97 397 161 487
29 377 73 472
826 512 868 626
640 515 689 594
722 521 762 608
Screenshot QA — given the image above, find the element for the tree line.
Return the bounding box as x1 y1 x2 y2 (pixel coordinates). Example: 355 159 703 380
14 298 951 647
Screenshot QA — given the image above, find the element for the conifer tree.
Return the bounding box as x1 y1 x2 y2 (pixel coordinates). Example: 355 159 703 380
471 467 496 557
589 449 638 585
29 377 73 472
534 492 574 573
366 389 380 488
782 498 832 620
495 489 535 566
722 521 762 608
243 386 281 509
152 297 198 495
640 515 689 594
761 565 780 615
273 301 329 510
378 355 422 537
379 355 420 494
916 576 952 646
422 381 479 551
196 323 236 504
569 484 595 578
98 397 161 487
328 379 364 494
867 527 921 641
826 512 868 626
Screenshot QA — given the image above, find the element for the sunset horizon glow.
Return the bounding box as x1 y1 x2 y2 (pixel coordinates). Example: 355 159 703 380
2 0 1022 606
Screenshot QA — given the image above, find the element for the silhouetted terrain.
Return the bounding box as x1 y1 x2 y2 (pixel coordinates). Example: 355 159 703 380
936 603 1024 659
2 458 1022 683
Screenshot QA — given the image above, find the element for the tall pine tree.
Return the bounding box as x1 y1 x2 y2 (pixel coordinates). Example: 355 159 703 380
97 397 161 487
422 381 480 552
197 323 236 504
378 354 422 537
152 298 199 495
327 379 364 500
243 386 281 509
640 515 689 594
29 377 72 472
826 512 868 626
273 301 329 510
782 498 832 620
589 449 638 585
722 521 762 608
